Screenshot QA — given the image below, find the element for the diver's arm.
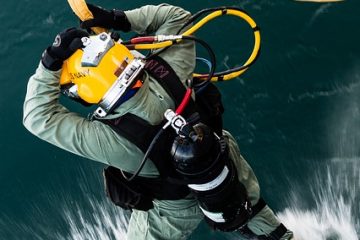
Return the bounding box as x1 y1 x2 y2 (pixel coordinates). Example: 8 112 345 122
125 4 196 83
23 63 117 165
124 4 190 35
23 28 135 166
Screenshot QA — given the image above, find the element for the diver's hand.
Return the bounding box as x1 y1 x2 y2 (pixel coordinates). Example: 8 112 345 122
41 28 89 71
80 4 131 32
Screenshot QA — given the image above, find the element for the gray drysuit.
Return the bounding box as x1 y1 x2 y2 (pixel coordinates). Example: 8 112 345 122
23 4 293 240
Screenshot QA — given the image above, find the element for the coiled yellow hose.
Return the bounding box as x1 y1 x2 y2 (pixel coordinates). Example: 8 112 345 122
67 0 261 81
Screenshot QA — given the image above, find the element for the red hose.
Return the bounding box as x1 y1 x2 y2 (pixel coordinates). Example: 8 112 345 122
175 88 193 115
130 37 155 44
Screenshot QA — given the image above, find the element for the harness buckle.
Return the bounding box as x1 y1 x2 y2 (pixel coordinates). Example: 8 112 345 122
163 109 187 133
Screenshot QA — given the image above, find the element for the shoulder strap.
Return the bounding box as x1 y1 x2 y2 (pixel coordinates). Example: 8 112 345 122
144 55 196 117
146 56 224 135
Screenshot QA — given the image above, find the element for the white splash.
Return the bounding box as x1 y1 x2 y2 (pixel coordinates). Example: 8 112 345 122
282 65 360 239
58 198 130 240
55 166 130 240
278 159 360 240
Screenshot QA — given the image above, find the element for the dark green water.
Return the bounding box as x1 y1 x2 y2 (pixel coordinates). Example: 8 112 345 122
0 0 359 239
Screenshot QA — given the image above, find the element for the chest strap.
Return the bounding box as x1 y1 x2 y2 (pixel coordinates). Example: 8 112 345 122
101 113 162 155
144 55 196 117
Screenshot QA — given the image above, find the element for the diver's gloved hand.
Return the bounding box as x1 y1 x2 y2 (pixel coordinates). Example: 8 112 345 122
80 4 131 32
41 27 89 71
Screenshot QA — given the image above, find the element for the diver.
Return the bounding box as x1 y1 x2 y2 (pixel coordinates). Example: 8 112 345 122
23 3 294 240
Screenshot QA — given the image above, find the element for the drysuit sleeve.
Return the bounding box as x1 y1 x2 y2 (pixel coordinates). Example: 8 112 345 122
22 63 146 170
125 4 196 83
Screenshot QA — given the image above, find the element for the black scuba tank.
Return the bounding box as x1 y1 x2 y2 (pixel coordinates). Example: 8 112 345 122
170 123 253 232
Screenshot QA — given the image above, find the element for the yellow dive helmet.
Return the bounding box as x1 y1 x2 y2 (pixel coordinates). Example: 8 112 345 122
60 32 145 118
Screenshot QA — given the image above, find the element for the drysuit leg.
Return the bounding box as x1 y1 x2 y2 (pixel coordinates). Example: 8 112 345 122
224 130 294 240
126 197 203 240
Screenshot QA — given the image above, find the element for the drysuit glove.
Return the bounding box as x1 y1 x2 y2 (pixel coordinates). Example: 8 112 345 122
41 27 89 71
80 4 131 32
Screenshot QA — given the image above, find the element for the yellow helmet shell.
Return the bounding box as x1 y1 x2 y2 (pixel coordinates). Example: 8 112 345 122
60 39 134 104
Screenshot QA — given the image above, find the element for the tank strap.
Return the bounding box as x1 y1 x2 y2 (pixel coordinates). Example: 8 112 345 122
265 224 288 240
238 198 288 239
251 197 266 217
241 223 288 240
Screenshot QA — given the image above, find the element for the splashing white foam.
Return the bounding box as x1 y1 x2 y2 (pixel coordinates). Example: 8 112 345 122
278 159 360 240
58 199 130 240
55 166 130 240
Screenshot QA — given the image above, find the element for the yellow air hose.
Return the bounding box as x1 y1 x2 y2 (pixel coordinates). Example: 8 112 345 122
115 8 261 82
186 9 261 81
67 0 261 82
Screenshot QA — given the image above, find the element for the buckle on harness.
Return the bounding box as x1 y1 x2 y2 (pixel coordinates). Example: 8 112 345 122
163 109 187 133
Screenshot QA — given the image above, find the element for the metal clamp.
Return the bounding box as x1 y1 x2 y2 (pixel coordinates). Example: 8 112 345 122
163 109 187 133
94 59 145 118
81 33 114 67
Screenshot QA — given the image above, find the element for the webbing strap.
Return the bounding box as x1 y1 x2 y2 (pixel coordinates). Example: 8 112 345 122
239 224 288 240
266 224 288 240
251 197 266 217
144 55 196 117
101 114 161 153
238 198 288 239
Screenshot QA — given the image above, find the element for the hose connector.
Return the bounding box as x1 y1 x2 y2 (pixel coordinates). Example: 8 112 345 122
163 109 187 133
155 35 183 42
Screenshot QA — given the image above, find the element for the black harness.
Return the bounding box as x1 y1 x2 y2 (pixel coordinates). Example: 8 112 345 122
100 56 224 181
98 56 287 239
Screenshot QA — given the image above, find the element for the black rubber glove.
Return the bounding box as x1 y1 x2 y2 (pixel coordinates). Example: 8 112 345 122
42 27 89 71
80 4 131 32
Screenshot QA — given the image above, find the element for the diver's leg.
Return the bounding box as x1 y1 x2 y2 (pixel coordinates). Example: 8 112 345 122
224 130 294 240
246 206 294 239
126 198 203 240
